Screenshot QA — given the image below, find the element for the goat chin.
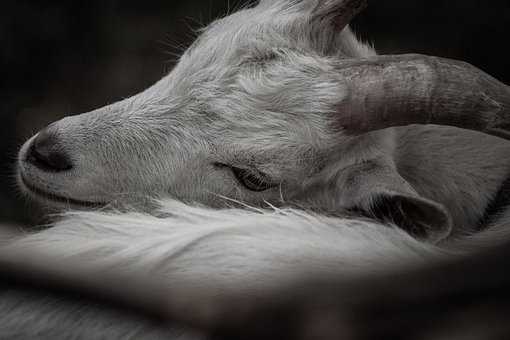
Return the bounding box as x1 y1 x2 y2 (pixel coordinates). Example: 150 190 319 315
1 199 508 339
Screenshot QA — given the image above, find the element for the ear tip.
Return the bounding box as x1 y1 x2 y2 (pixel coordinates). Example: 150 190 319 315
367 193 453 243
404 196 453 243
413 198 453 243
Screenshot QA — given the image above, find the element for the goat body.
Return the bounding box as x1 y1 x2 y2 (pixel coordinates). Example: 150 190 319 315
4 0 510 338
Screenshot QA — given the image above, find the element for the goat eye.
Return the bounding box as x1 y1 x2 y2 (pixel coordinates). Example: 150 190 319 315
231 166 275 192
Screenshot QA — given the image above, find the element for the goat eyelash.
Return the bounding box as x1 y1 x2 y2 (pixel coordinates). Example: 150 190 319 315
213 162 276 192
231 166 276 192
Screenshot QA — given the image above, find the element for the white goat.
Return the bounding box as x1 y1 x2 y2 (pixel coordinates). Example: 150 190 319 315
4 0 510 338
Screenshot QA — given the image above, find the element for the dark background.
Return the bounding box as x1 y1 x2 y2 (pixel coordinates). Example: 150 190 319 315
1 0 509 227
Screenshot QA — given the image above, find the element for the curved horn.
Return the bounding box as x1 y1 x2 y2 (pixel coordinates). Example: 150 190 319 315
334 54 510 139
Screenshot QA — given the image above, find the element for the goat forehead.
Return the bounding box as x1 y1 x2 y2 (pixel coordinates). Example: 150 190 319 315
177 8 299 71
120 7 336 150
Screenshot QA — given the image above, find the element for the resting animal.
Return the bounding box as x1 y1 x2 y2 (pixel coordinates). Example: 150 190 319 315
3 0 510 338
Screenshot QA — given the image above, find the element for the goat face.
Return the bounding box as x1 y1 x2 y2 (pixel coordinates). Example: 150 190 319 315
17 0 510 242
17 1 379 207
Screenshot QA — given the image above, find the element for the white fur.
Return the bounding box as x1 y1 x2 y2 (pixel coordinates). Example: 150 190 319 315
4 198 509 338
1 199 445 338
7 200 442 287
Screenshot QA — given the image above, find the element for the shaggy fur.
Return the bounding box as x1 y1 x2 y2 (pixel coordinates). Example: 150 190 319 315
2 199 509 338
1 200 442 339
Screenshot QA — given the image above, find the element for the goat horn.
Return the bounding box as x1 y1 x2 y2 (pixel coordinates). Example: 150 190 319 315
334 54 510 139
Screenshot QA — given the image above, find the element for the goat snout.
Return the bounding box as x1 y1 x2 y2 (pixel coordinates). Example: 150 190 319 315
26 125 73 172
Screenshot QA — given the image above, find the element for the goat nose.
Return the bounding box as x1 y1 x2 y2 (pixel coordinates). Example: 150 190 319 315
27 125 73 172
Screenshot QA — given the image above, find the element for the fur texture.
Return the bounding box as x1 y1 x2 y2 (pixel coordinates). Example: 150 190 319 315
2 198 509 338
1 200 443 339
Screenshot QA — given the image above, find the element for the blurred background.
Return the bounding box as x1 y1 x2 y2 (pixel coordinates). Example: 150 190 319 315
1 0 509 227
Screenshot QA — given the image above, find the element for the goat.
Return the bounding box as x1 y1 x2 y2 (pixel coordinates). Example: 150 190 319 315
3 0 510 338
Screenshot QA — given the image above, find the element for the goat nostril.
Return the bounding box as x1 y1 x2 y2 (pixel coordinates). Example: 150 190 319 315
26 127 73 172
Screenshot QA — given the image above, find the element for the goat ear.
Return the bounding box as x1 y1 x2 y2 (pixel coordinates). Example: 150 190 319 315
329 159 452 243
259 0 367 32
309 0 367 33
355 190 452 243
258 0 369 56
